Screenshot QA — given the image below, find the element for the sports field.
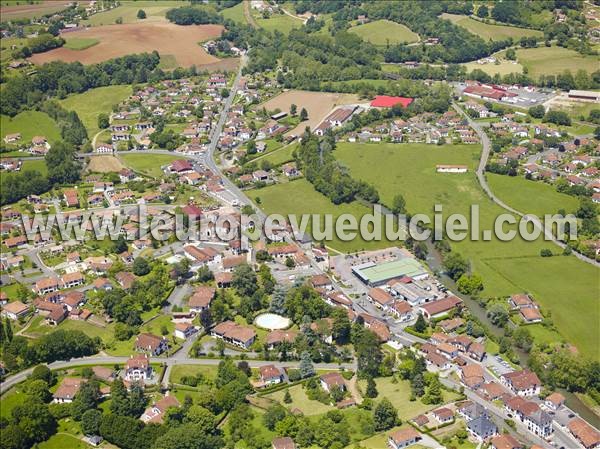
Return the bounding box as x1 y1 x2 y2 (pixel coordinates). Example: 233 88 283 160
120 153 185 178
442 13 543 41
334 142 599 358
487 174 579 218
259 90 361 136
81 1 189 26
63 37 100 50
59 85 132 136
29 22 223 68
349 19 419 45
1 111 61 144
512 46 600 78
247 178 396 253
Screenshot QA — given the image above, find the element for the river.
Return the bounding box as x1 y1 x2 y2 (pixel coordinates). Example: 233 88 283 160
422 240 600 428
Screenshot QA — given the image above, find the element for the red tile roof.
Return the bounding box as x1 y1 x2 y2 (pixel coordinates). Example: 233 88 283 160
370 95 413 108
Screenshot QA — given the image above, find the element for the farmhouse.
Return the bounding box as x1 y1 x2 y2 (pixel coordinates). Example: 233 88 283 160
124 354 153 382
141 395 180 424
1 301 30 320
319 372 346 393
388 428 421 449
418 296 462 320
134 333 169 356
266 329 298 350
259 365 284 385
53 377 83 403
188 286 215 313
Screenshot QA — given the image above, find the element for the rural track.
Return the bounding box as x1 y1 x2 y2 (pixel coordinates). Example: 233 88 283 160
452 103 600 268
243 0 258 28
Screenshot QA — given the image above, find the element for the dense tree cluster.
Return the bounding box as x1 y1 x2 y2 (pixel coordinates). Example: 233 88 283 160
1 52 161 117
165 6 223 25
11 33 64 59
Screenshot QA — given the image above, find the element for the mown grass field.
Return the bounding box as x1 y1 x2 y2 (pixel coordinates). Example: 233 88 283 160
512 46 600 77
221 1 246 24
266 383 335 416
20 159 48 175
63 37 100 50
348 19 419 45
82 0 189 26
247 178 397 254
255 11 303 34
463 60 524 76
254 143 297 166
487 173 579 217
442 13 543 41
120 153 186 178
59 85 132 136
357 377 460 420
1 111 61 144
37 434 88 449
334 142 600 359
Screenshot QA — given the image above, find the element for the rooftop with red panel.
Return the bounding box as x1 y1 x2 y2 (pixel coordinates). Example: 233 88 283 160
370 95 413 108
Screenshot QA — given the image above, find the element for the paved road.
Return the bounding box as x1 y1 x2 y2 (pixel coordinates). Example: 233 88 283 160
163 283 193 313
452 103 599 268
0 355 357 394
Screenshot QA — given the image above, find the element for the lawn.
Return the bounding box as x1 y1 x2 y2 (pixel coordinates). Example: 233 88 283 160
246 178 398 253
63 37 100 50
442 13 543 41
463 60 524 77
512 46 600 78
221 2 246 24
334 142 600 359
266 383 335 416
486 255 599 358
38 433 88 449
1 111 61 144
255 12 303 34
358 377 460 421
59 85 133 136
119 152 186 178
254 143 297 166
487 173 579 218
0 387 28 419
21 159 48 175
524 323 565 346
82 1 189 26
348 19 419 45
170 365 218 384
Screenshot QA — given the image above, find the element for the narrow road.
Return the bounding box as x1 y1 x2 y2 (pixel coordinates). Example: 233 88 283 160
0 355 357 395
279 5 307 24
452 103 599 268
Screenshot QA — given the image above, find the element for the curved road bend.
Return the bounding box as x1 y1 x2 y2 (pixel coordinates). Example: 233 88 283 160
452 103 599 268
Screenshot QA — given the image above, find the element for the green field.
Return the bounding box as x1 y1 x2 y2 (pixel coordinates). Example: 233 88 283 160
63 37 100 50
221 1 246 24
170 365 218 384
37 434 88 449
512 46 600 78
357 377 460 421
255 12 303 34
1 111 61 144
487 174 579 217
348 19 419 45
347 426 429 449
266 383 335 416
82 1 189 26
463 60 524 76
247 178 396 253
0 387 27 419
442 13 543 41
120 153 186 178
21 159 48 175
254 143 297 166
59 85 132 136
334 142 599 359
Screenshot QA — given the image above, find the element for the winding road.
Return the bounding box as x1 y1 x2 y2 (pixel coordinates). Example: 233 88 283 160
452 103 599 268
